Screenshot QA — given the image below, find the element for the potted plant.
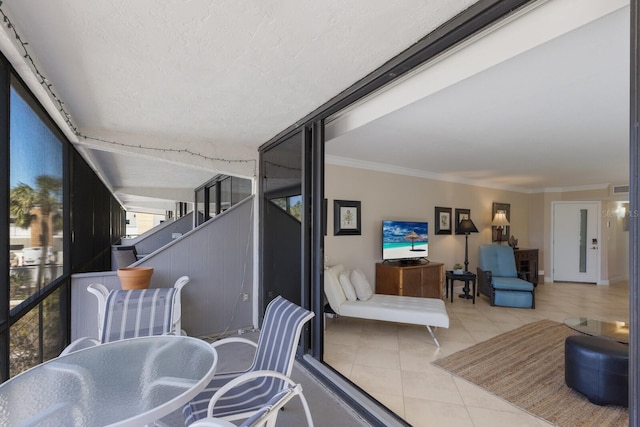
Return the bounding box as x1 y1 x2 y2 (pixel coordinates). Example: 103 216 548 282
453 263 464 274
117 266 154 290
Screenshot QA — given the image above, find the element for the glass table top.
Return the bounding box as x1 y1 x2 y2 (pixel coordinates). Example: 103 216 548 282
564 317 629 344
0 335 218 426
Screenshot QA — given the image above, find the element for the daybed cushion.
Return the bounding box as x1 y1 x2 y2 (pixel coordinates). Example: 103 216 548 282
325 265 348 312
491 276 534 291
339 272 357 301
339 294 449 328
351 268 373 301
324 264 449 329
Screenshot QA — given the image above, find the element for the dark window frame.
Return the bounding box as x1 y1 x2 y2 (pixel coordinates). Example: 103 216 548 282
0 58 124 381
5 72 69 379
194 175 252 226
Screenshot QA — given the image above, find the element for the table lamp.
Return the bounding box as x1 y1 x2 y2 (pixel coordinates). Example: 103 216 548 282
457 218 478 272
492 210 510 243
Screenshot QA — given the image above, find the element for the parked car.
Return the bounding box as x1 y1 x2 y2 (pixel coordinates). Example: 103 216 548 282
22 247 56 265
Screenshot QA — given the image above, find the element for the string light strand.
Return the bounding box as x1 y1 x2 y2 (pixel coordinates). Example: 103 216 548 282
82 134 257 167
0 1 79 135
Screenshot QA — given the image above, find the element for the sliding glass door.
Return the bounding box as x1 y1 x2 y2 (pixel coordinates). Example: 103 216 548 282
260 132 305 313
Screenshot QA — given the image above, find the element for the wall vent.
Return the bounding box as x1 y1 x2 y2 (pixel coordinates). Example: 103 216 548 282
610 184 629 196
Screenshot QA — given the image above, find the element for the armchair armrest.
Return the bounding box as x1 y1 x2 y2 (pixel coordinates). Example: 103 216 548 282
204 370 314 427
516 270 537 286
60 337 100 356
476 267 493 298
205 370 294 416
190 419 236 427
210 336 258 350
210 337 257 374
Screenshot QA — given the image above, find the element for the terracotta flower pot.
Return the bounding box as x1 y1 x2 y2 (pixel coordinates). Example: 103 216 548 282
117 267 154 290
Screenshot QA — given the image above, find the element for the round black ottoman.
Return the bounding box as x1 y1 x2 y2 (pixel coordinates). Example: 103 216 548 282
565 335 628 407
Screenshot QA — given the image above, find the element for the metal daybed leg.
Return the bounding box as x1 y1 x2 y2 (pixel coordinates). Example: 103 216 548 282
426 326 440 347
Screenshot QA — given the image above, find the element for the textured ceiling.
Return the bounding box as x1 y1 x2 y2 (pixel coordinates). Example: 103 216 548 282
1 0 476 212
0 0 631 213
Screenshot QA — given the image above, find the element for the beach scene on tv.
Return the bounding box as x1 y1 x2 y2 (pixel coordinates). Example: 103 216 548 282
382 220 429 260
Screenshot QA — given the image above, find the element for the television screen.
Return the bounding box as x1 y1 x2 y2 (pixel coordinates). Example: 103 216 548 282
382 220 428 261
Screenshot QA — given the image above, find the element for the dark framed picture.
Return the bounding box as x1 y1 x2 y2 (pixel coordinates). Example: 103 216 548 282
435 207 452 235
455 208 471 235
492 202 511 242
333 200 361 236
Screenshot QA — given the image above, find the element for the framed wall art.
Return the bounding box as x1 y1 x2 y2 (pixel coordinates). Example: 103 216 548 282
334 200 361 236
435 206 452 235
454 208 470 235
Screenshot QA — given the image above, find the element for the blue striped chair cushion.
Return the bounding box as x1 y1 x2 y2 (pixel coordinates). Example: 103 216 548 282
185 372 283 423
101 288 177 343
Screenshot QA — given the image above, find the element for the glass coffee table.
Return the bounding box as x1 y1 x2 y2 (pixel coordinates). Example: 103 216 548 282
564 317 629 344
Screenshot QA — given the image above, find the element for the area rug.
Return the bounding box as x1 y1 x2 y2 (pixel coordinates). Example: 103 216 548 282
432 320 628 427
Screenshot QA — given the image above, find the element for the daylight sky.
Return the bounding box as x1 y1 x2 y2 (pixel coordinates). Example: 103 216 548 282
10 86 62 189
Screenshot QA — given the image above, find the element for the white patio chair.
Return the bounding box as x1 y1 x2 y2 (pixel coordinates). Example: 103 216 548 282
182 296 315 426
60 276 189 355
190 383 310 427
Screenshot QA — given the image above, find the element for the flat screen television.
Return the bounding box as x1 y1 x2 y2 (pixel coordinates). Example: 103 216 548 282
382 220 428 262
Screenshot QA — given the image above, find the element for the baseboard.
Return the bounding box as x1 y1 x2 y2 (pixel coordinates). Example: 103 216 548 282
608 275 629 285
544 274 627 285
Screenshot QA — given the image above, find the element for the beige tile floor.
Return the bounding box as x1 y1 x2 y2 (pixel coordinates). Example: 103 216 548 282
324 279 629 426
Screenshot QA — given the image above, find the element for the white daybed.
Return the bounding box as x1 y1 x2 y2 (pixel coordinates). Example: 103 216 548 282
324 264 449 347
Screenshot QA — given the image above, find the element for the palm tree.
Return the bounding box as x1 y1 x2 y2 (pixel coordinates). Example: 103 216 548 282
9 175 62 290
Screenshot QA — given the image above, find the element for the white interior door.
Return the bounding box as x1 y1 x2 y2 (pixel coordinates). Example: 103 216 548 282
552 202 600 283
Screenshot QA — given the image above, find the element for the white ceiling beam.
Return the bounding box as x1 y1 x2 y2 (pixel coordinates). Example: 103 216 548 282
326 0 629 141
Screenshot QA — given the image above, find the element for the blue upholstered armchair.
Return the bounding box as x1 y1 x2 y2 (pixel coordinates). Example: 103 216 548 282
477 245 535 308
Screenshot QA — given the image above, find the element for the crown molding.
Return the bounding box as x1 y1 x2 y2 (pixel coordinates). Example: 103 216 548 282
325 154 531 193
326 155 618 195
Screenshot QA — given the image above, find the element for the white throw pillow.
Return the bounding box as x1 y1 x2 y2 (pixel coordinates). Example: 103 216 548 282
351 268 373 301
339 272 357 301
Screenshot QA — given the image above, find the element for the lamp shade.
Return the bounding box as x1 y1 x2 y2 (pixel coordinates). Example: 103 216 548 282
491 211 510 227
457 218 478 234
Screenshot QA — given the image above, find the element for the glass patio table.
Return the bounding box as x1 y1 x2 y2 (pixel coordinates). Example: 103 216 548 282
564 317 629 344
0 335 218 426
